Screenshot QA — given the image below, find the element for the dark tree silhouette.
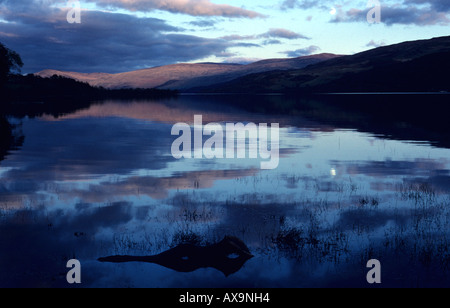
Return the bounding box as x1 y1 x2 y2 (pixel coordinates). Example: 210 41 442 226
0 42 23 87
0 42 176 109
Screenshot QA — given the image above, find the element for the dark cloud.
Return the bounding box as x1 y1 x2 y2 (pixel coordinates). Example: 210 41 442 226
0 2 233 73
234 42 261 48
188 19 217 28
406 0 450 12
262 39 282 45
280 0 328 10
280 0 300 10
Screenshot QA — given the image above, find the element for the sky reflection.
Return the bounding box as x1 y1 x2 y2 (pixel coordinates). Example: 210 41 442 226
1 98 449 287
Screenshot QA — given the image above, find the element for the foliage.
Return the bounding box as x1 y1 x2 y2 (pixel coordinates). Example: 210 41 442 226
0 42 23 86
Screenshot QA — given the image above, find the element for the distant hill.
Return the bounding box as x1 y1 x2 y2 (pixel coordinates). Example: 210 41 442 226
35 36 450 93
35 53 340 90
194 36 450 93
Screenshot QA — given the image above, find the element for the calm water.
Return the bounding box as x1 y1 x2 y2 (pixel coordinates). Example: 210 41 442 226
0 95 449 287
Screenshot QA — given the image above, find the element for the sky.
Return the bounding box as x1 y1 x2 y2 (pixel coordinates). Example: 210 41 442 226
0 0 449 73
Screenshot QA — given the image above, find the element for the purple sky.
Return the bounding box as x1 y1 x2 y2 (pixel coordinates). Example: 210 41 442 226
0 0 449 73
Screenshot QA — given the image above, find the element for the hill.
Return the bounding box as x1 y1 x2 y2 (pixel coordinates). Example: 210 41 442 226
35 54 340 90
193 36 450 93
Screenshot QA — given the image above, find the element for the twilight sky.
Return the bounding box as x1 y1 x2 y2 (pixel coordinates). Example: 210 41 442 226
0 0 449 73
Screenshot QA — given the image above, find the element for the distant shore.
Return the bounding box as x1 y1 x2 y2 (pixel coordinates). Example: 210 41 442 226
1 74 178 101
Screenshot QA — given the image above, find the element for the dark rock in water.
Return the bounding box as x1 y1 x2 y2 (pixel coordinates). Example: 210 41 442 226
98 236 254 277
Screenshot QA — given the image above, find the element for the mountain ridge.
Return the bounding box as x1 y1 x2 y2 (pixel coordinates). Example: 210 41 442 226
34 36 450 93
192 35 450 93
35 53 340 90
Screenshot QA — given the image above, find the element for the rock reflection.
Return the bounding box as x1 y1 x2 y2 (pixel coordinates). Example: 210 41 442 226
98 236 254 277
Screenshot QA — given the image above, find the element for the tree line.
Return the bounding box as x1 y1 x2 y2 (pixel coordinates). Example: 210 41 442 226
0 42 177 105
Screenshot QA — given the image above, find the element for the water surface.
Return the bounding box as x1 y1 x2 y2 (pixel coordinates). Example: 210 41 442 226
0 95 449 287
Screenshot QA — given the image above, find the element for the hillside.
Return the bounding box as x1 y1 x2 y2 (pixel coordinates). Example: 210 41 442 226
35 54 340 90
34 36 450 93
194 36 450 93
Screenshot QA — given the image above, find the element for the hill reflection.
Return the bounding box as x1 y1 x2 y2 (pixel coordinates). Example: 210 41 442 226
0 95 449 287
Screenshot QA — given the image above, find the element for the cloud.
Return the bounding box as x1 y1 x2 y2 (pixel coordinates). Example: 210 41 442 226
259 28 310 40
366 40 386 48
220 28 310 42
282 45 321 57
332 4 450 26
234 42 261 48
218 28 310 50
262 39 282 45
406 0 450 12
188 19 217 28
279 0 450 26
220 34 255 41
0 2 234 73
280 0 325 10
86 0 265 18
280 0 299 10
221 57 262 64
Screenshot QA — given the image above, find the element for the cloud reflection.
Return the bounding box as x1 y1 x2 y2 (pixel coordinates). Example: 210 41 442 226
64 168 260 202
